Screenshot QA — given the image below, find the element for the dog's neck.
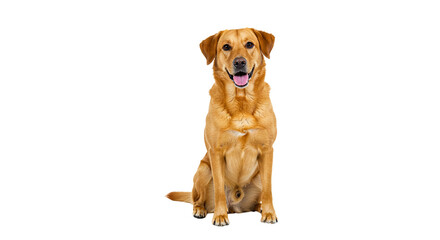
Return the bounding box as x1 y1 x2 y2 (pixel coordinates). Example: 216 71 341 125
211 66 270 116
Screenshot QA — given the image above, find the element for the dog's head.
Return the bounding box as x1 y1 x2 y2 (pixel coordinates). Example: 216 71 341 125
200 28 275 88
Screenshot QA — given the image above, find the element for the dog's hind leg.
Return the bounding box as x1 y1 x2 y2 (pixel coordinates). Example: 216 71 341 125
192 153 212 218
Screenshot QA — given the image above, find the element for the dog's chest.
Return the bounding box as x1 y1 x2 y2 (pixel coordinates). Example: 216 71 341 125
224 115 261 186
230 113 257 131
224 138 259 186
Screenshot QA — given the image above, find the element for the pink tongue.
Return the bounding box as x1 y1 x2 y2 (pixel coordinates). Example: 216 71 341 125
233 75 249 86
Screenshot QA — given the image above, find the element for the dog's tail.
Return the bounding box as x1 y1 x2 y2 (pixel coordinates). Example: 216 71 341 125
166 192 192 204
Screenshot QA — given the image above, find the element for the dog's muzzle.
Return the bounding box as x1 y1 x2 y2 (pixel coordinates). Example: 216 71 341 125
226 65 255 89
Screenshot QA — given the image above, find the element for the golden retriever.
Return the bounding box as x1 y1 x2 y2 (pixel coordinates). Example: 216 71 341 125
167 28 277 226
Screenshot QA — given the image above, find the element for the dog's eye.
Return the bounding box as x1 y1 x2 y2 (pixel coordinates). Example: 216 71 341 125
222 44 231 51
245 42 254 49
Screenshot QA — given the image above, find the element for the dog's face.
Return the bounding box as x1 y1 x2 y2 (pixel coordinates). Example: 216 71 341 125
200 28 275 88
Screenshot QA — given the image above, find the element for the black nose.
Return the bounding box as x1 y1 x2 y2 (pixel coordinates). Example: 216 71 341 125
233 57 247 69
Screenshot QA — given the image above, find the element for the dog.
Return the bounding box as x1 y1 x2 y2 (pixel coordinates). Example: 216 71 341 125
167 28 277 226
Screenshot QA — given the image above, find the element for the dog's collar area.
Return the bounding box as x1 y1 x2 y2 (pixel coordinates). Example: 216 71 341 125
225 66 255 88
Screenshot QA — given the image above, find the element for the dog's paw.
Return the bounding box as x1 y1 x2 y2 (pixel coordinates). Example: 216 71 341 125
193 206 207 219
261 212 278 224
212 213 229 226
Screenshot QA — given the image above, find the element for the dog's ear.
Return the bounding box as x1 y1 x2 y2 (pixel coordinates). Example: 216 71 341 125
200 31 223 65
252 29 275 59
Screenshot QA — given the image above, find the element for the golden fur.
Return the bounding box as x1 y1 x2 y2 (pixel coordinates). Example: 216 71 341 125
167 28 277 226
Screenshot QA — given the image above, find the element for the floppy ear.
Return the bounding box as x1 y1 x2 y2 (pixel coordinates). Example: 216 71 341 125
200 31 222 65
252 29 275 59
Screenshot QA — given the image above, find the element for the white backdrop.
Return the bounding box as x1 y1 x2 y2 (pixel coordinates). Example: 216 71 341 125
1 0 439 239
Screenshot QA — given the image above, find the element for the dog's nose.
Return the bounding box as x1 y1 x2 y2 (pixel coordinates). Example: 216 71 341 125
233 57 247 69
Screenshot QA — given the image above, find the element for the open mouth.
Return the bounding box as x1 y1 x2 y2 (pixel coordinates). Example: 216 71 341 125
226 66 255 88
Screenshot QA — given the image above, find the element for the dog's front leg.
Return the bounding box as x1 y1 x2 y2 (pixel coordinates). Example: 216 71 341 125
258 146 278 223
209 147 229 226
